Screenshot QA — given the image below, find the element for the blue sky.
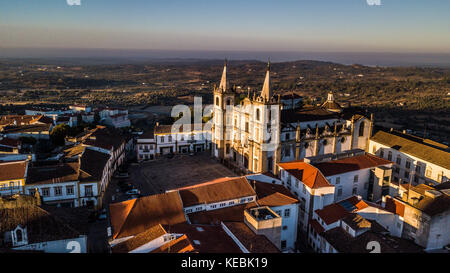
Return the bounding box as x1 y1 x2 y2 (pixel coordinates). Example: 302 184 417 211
0 0 449 53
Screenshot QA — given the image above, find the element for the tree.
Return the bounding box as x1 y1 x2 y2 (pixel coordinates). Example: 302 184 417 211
50 124 70 146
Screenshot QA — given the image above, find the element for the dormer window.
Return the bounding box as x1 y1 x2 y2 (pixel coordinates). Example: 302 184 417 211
12 226 27 247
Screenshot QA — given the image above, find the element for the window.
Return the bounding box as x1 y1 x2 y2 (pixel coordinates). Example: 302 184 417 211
426 168 432 178
285 133 290 141
405 161 411 169
228 201 234 205
396 156 402 165
211 204 217 209
226 98 232 105
256 109 260 121
216 97 220 106
302 184 306 194
219 203 226 208
388 151 392 161
282 226 288 230
16 229 23 242
358 122 365 137
284 209 290 218
160 136 164 143
337 187 343 197
415 165 421 173
281 240 287 249
247 197 254 202
353 175 359 183
380 149 384 158
226 144 230 154
276 210 282 216
245 122 249 133
85 185 93 197
364 182 369 189
404 171 409 180
42 188 50 197
335 177 340 185
168 135 172 142
66 185 74 195
295 180 299 188
284 145 291 157
352 187 358 195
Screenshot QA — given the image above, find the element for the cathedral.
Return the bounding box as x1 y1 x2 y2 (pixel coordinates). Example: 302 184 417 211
211 61 373 175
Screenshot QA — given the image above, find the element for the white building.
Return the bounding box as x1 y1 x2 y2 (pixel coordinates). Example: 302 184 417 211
369 130 450 187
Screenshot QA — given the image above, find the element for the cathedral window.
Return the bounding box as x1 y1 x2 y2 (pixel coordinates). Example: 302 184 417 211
216 97 220 106
256 108 260 121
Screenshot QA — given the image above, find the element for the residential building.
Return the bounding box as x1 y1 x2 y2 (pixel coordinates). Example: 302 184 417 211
0 194 87 253
369 130 450 186
0 160 28 196
307 195 423 253
108 176 300 253
385 183 450 250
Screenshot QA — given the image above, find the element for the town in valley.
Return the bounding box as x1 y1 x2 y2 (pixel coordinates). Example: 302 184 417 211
0 0 449 258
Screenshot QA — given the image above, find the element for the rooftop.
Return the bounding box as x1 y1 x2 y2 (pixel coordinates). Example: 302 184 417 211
166 223 242 253
0 160 27 182
313 153 392 176
178 176 256 207
109 191 186 239
278 161 332 189
371 130 450 169
111 224 167 253
223 222 280 253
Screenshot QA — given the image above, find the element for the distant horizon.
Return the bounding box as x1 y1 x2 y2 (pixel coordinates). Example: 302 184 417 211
1 1 449 56
1 47 450 67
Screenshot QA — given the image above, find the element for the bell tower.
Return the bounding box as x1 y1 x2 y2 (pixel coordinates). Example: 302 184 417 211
212 60 235 160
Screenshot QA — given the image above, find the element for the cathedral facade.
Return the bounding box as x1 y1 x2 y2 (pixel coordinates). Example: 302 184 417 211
211 61 373 175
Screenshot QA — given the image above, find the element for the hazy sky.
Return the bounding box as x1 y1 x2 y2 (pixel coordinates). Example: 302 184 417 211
1 0 449 53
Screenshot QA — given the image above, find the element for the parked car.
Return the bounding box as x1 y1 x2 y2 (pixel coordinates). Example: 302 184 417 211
125 189 141 195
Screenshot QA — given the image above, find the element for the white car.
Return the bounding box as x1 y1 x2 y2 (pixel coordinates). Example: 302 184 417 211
125 189 140 195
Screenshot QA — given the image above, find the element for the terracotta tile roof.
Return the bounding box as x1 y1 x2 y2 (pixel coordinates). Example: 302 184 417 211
0 205 81 245
109 191 186 239
63 144 86 158
178 177 256 207
342 213 372 231
150 234 194 253
0 161 27 181
315 196 368 225
0 137 21 148
313 153 392 177
166 223 242 253
26 162 79 185
322 226 423 253
371 130 450 169
384 196 405 217
154 123 207 135
223 222 280 253
111 224 167 253
188 202 258 225
79 148 110 182
1 124 51 134
278 161 332 189
309 219 325 234
252 181 299 207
